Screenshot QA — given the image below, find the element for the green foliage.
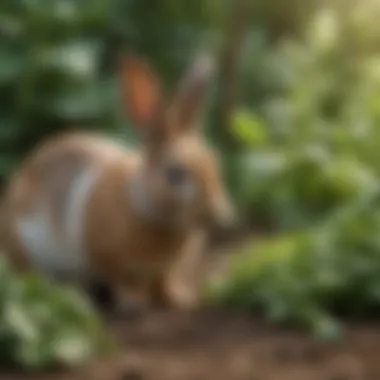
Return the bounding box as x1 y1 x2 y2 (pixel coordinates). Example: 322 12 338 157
231 110 268 147
0 0 117 180
0 256 113 370
232 143 377 228
205 187 380 339
205 0 380 339
229 2 380 229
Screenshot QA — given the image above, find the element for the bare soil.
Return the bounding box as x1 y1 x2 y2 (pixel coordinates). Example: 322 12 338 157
4 310 380 380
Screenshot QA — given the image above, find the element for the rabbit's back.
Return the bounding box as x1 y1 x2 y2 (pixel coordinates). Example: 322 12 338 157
0 132 138 282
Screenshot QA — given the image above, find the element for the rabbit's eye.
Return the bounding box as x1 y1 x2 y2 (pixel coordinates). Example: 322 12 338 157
165 164 188 186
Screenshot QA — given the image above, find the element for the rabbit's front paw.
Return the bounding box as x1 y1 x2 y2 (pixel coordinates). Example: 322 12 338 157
150 278 199 310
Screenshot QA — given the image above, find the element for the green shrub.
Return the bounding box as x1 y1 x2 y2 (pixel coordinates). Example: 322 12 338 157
205 187 380 339
0 256 113 370
229 2 380 228
0 0 117 181
232 140 377 228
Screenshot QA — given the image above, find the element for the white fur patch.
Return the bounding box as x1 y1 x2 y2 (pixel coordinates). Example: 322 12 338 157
15 167 100 281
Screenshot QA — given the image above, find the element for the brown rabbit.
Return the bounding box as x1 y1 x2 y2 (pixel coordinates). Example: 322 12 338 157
0 53 235 311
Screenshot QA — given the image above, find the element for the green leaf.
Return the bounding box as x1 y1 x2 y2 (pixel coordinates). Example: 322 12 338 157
0 256 113 370
231 110 268 146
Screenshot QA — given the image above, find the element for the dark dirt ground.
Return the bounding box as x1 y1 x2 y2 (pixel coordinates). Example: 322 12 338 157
2 240 380 380
4 311 380 380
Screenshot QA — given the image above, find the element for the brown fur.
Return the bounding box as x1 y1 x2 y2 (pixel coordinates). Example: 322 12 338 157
0 54 235 311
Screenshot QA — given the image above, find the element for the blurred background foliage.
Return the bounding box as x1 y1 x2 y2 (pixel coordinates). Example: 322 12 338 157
2 0 380 345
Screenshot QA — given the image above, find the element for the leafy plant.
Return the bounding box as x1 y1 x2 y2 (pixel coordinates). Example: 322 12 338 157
229 2 380 229
0 256 114 370
205 187 380 339
0 0 117 181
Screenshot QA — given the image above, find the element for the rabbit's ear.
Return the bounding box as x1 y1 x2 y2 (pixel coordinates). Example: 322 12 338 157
119 55 162 132
171 53 216 131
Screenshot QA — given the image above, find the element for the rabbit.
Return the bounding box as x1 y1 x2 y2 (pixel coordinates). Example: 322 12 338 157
0 53 236 312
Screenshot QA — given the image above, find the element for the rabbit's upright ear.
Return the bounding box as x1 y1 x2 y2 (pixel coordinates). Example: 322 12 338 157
119 55 163 136
171 53 216 132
